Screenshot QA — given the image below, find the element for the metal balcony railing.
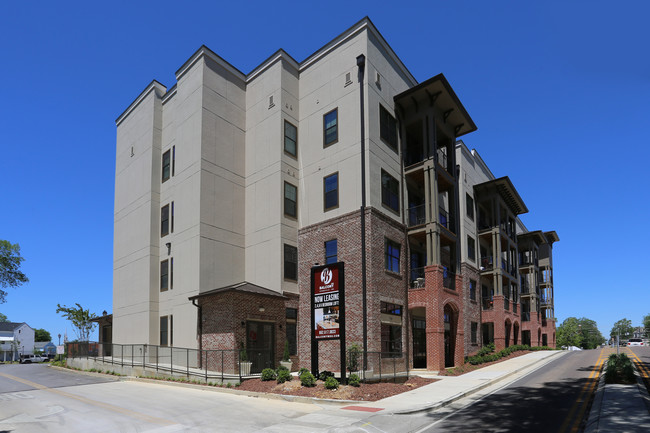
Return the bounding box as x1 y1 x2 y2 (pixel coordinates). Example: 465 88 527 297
407 204 427 227
436 147 448 170
410 267 426 289
504 298 510 310
439 208 450 229
480 256 494 271
522 312 530 322
443 268 455 290
482 297 494 310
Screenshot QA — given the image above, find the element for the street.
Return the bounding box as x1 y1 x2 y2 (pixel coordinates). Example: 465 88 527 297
1 348 648 432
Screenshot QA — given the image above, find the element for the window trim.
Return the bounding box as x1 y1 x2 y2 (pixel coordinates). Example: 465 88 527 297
162 150 171 183
385 238 401 274
466 193 474 221
380 323 402 358
469 279 477 301
161 204 170 237
381 169 400 214
284 120 298 158
323 108 338 147
323 172 339 212
160 259 169 292
467 235 476 262
283 244 298 281
324 239 338 265
379 104 398 152
284 181 298 219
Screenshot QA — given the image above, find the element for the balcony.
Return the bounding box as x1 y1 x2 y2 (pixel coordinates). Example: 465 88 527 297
443 268 455 291
504 298 510 311
439 208 453 231
522 312 530 322
436 147 448 171
482 297 494 310
478 219 493 232
410 267 426 289
404 150 426 168
520 278 530 294
519 255 537 266
513 302 517 313
480 256 494 271
407 204 427 227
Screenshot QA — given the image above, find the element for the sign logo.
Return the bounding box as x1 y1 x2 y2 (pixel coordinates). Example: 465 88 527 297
320 268 332 285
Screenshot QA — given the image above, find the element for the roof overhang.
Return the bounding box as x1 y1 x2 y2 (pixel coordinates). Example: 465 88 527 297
543 231 560 244
474 176 528 215
189 282 286 302
394 73 477 137
518 230 546 245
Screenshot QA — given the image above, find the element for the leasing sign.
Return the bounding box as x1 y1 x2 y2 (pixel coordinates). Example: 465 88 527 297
312 263 343 340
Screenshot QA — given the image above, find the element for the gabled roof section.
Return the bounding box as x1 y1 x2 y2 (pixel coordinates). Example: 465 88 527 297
394 74 477 137
175 45 247 82
543 231 560 244
115 80 166 126
0 322 28 332
518 230 546 245
474 176 529 215
189 281 286 301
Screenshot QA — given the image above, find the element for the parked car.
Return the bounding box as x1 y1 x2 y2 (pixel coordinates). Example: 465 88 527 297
19 354 48 364
627 338 644 347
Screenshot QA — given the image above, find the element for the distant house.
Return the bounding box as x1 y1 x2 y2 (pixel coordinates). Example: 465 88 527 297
0 322 35 361
34 341 57 356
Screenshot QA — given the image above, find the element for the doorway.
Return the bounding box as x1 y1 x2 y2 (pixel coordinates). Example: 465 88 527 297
412 318 427 368
444 304 457 368
246 321 275 374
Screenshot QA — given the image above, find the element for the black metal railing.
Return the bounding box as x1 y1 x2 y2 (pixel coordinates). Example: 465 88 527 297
482 297 494 310
410 267 426 289
480 256 494 271
443 269 455 290
522 312 530 322
408 204 427 227
436 147 448 170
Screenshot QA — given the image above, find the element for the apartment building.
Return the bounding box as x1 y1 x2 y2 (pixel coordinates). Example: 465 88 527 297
113 17 557 374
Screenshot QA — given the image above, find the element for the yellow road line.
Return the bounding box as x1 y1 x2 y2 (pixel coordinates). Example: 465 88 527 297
626 349 650 378
0 372 174 426
558 348 605 433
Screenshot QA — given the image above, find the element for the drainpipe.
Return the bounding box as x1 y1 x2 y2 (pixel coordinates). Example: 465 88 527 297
357 54 368 369
191 298 202 367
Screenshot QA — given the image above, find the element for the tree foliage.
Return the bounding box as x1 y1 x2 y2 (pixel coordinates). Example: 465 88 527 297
557 317 583 348
643 314 650 339
610 318 634 340
0 312 7 322
34 328 52 342
56 303 97 342
0 240 29 303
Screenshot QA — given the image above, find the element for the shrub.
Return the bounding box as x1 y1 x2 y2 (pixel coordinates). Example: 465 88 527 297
261 368 276 381
324 376 339 389
298 367 310 376
318 370 334 381
605 353 635 384
347 343 362 372
300 371 316 387
277 369 292 384
276 365 289 373
348 374 361 387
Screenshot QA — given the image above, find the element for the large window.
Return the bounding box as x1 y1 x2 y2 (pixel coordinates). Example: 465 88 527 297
380 301 402 316
323 108 338 146
284 182 297 218
471 322 478 344
379 105 397 151
160 315 173 346
284 244 297 281
161 204 170 237
381 324 402 358
385 239 400 273
162 150 171 182
468 235 476 261
284 120 297 157
466 193 474 220
286 308 297 356
323 173 339 211
470 279 477 301
381 170 400 213
325 239 338 264
160 259 169 291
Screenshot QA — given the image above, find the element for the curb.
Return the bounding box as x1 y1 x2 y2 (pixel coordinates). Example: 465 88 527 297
392 350 567 415
583 371 606 433
48 364 124 381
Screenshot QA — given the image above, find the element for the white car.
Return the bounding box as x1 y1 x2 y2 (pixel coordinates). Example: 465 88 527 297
627 338 644 347
19 354 48 364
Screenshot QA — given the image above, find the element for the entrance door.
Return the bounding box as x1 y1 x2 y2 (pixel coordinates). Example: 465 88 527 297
522 330 531 346
412 318 427 368
444 306 455 368
247 321 274 374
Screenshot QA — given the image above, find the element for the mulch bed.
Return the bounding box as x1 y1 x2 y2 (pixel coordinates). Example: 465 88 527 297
237 375 436 401
437 350 531 376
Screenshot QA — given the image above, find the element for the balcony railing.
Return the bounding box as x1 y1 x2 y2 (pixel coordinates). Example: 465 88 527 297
480 256 494 271
443 268 455 290
482 297 494 310
439 208 451 230
513 302 517 313
410 267 426 289
435 147 448 170
520 255 537 266
407 204 427 227
404 150 426 167
520 278 530 294
504 298 510 310
522 312 530 322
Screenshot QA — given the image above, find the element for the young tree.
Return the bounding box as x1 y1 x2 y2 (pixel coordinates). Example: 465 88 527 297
56 303 97 342
0 312 7 322
577 317 605 349
557 317 583 348
643 314 650 338
610 318 634 340
34 328 52 342
0 240 29 303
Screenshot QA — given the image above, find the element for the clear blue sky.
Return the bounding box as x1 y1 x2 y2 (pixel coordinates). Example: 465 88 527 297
2 1 648 342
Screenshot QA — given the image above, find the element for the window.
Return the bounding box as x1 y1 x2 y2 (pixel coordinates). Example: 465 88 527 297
160 259 169 291
470 279 477 301
284 120 297 157
161 204 170 237
468 235 476 261
323 108 338 146
466 194 474 220
162 150 171 182
286 308 297 356
171 202 174 233
325 239 338 264
172 146 176 176
385 239 400 273
381 170 400 213
380 301 402 316
284 244 297 281
324 173 339 211
381 324 402 358
160 315 172 346
170 257 174 290
471 322 478 344
379 105 397 151
284 182 297 218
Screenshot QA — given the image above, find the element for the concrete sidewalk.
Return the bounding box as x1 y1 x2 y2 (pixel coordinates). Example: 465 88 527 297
350 350 566 414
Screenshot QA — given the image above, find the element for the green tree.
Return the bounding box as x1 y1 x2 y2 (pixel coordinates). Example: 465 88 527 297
643 314 650 339
610 318 634 341
0 240 29 303
56 303 97 342
576 318 605 349
556 317 583 348
34 328 52 342
0 312 7 322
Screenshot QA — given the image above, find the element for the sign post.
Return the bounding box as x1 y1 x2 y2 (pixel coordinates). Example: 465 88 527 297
310 262 346 383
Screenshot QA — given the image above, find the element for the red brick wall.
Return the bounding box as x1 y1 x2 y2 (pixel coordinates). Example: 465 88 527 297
461 263 481 356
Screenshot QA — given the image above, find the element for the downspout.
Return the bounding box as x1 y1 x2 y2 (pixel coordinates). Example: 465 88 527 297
191 298 202 366
397 112 409 373
357 54 368 368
